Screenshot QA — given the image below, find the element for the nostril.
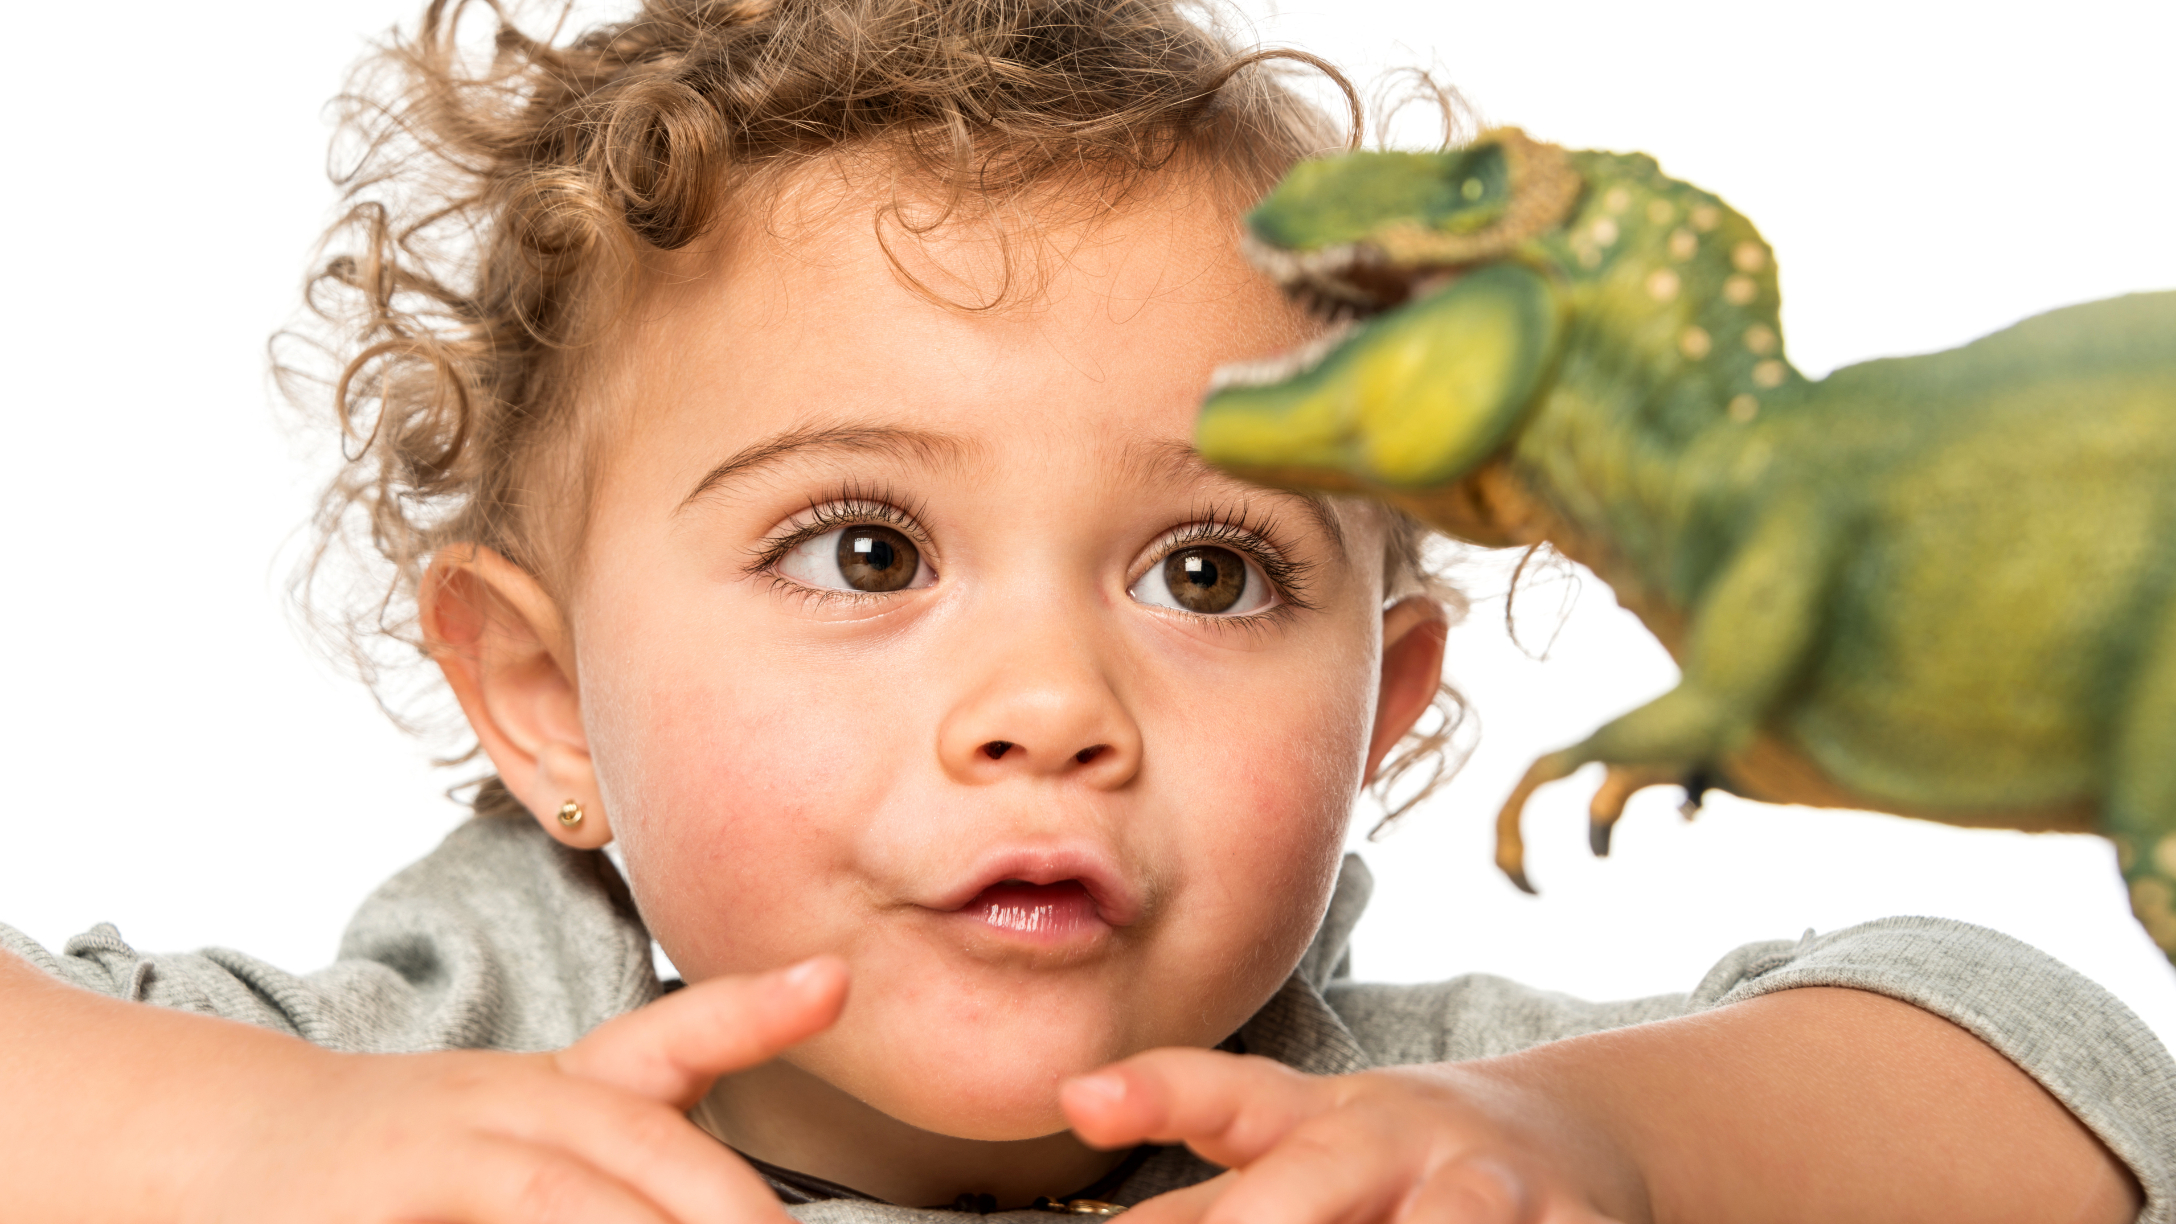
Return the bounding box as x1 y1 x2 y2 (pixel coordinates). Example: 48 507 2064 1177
1075 746 1105 765
983 741 1013 760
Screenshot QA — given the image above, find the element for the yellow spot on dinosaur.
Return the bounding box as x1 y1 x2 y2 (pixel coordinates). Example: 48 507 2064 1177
1743 323 1778 355
1732 241 1767 273
1679 326 1712 359
1728 393 1760 422
1647 199 1675 225
1645 268 1680 301
1576 244 1602 268
1723 274 1758 305
2154 833 2176 878
1590 218 1620 246
1461 177 1485 201
1604 187 1631 214
1753 360 1786 388
1689 204 1721 232
1668 228 1697 261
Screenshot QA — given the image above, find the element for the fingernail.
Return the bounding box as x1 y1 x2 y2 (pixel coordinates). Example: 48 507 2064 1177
781 956 829 989
1066 1072 1127 1108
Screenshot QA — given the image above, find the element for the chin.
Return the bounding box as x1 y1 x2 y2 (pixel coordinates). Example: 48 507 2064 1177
800 996 1164 1141
866 1067 1092 1142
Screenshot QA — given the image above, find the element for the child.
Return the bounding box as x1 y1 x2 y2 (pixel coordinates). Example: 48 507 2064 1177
1 0 2168 1220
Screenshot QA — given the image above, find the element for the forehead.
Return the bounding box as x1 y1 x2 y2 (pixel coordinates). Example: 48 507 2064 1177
602 163 1323 484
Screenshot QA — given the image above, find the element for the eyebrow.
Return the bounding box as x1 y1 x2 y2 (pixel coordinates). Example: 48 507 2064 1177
677 424 974 512
677 423 1348 555
1128 437 1349 554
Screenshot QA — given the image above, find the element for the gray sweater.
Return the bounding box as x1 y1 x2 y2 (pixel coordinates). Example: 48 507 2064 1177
8 815 2174 1223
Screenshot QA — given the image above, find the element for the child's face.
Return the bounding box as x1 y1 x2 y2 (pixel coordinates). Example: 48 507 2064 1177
441 168 1442 1143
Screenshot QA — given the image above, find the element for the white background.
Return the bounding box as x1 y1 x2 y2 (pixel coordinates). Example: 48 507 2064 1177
3 1 2173 1046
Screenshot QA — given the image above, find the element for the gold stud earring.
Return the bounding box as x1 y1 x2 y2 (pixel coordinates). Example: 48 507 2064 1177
558 799 585 828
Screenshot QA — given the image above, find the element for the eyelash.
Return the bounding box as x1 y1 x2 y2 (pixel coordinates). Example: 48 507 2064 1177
744 491 1317 619
744 488 932 607
1142 504 1319 623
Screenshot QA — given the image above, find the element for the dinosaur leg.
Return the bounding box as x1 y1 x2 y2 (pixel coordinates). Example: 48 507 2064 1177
1494 683 1749 891
1492 502 1837 891
1495 750 1583 893
2106 604 2176 965
1588 764 1687 854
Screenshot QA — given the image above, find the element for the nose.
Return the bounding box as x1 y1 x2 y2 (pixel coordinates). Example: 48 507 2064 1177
936 632 1143 789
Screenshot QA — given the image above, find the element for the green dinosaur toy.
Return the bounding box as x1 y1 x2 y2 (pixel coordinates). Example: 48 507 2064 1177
1197 128 2176 960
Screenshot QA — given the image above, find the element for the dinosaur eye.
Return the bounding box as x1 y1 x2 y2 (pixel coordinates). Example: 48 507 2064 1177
1130 545 1273 616
779 524 930 593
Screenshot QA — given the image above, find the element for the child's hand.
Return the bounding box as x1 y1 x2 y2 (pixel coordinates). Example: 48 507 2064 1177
0 948 847 1224
1061 1050 1633 1224
1066 991 2141 1224
191 956 848 1224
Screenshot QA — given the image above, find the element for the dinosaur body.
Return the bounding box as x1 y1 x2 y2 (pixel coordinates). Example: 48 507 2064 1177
1197 130 2176 959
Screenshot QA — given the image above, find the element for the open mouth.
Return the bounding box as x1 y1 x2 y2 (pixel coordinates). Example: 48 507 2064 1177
1209 238 1460 393
965 879 1102 940
928 846 1142 949
1242 234 1432 322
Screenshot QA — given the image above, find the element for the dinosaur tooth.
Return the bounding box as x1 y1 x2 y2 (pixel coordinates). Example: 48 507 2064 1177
1206 316 1361 393
1242 234 1417 315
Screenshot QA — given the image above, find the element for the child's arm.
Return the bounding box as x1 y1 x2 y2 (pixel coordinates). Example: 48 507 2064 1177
0 948 846 1223
1067 983 2140 1224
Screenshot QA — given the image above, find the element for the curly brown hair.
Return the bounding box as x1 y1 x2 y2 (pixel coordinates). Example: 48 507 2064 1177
288 0 1469 821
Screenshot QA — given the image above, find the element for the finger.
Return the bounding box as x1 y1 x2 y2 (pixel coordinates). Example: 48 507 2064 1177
1119 1171 1237 1224
1195 1112 1412 1224
1062 1048 1332 1167
1398 1157 1528 1224
488 1083 797 1224
412 1132 690 1224
558 955 849 1108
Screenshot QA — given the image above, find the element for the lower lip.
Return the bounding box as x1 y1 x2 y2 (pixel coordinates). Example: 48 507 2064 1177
963 880 1104 943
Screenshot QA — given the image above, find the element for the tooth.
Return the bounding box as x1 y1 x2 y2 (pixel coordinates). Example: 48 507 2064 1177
1244 236 1388 310
1243 234 1303 286
1208 316 1361 392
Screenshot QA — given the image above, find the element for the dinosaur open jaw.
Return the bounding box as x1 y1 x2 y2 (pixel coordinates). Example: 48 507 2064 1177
1208 315 1362 393
1242 235 1427 321
1210 240 1458 392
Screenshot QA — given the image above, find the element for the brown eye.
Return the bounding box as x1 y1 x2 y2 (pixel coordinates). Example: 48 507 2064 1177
778 522 932 594
1161 546 1247 613
835 525 920 592
1132 538 1277 617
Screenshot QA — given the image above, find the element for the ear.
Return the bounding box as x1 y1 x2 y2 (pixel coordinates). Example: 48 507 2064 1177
1364 595 1450 783
419 546 612 849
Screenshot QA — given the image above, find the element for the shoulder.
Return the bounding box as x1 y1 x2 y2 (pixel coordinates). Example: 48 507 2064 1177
3 815 660 1053
1324 972 1690 1066
331 814 664 1050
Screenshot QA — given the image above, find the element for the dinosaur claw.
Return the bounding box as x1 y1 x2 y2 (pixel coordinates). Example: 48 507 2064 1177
1589 818 1614 857
1680 769 1714 820
1504 865 1538 896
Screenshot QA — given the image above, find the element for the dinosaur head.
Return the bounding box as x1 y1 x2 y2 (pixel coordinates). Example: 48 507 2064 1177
1200 129 1577 495
1239 129 1582 318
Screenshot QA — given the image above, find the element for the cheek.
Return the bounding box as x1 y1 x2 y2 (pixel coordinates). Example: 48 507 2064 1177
1177 622 1375 837
1135 623 1378 1025
574 611 926 977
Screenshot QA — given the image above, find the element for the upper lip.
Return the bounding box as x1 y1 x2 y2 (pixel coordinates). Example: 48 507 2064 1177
927 844 1145 928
